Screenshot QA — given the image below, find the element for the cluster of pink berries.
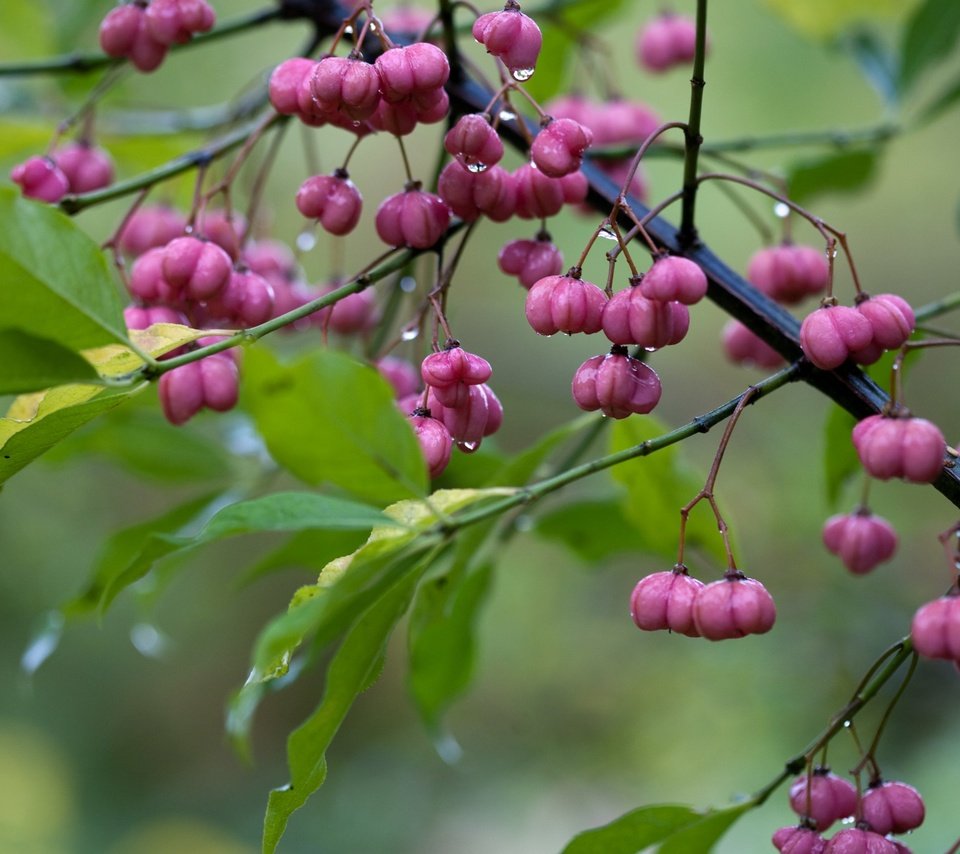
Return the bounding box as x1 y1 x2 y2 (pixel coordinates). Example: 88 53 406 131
10 142 114 203
389 343 502 478
99 0 215 73
523 255 706 418
723 243 831 370
773 768 924 852
630 566 776 640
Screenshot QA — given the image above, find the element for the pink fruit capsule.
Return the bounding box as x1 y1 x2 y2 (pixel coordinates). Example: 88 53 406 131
571 350 662 419
421 346 492 408
639 256 708 305
200 353 240 412
99 4 143 57
497 238 563 289
636 13 700 73
444 113 504 171
629 569 704 636
374 42 450 102
851 414 945 483
375 187 451 249
721 320 785 369
525 273 607 335
162 235 233 299
158 361 205 425
472 2 543 80
799 304 873 370
9 156 69 203
410 413 453 478
747 244 829 305
437 162 516 222
789 770 858 831
118 204 187 256
309 55 381 122
772 826 827 854
530 117 593 178
206 269 276 327
601 286 689 348
692 573 776 640
822 828 898 853
128 247 177 303
851 293 915 364
821 511 897 575
588 98 661 146
860 781 925 835
269 57 316 115
296 172 363 236
53 142 114 194
911 595 960 661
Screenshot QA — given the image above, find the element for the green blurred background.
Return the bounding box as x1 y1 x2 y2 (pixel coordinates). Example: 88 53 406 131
2 0 960 851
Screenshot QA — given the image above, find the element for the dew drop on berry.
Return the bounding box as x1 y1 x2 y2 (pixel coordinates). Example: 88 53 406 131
466 161 488 173
512 67 535 81
498 109 517 121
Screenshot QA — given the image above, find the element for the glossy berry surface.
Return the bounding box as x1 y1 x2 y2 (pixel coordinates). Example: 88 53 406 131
851 415 945 483
822 511 898 574
525 274 606 335
639 256 708 305
789 770 858 831
571 350 662 419
692 573 776 640
860 781 925 835
630 569 704 636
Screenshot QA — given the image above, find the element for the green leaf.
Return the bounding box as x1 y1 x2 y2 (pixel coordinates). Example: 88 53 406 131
900 0 960 94
562 804 701 853
535 498 641 563
562 802 751 854
45 407 234 483
261 559 428 854
243 346 427 504
488 413 597 487
0 187 127 350
71 491 395 616
823 405 860 507
609 416 727 566
787 149 880 201
917 70 960 124
656 803 752 853
764 0 912 40
63 491 223 617
0 329 99 394
407 521 497 745
838 29 900 107
0 383 141 486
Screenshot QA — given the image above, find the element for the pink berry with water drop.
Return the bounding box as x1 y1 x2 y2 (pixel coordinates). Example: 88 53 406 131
860 781 924 835
472 2 543 80
692 572 776 640
10 156 69 203
427 383 502 450
789 770 858 831
438 162 516 222
525 273 606 335
444 114 504 171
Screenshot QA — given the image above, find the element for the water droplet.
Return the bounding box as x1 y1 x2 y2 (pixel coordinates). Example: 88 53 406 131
433 731 463 765
130 623 169 658
514 515 534 532
458 440 480 453
296 229 316 252
21 611 64 675
343 25 354 34
368 22 378 32
597 225 617 241
498 109 516 122
842 719 852 728
511 67 535 81
401 325 420 341
773 202 790 218
399 275 417 293
830 248 839 258
466 161 488 173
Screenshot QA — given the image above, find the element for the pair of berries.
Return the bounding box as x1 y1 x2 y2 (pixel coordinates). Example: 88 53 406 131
799 294 915 371
11 143 115 203
630 568 776 640
131 236 233 303
159 350 239 426
498 237 563 289
296 170 363 237
852 414 945 484
100 0 215 73
472 1 542 80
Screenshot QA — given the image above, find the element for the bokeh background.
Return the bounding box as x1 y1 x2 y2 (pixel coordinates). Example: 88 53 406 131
2 1 959 852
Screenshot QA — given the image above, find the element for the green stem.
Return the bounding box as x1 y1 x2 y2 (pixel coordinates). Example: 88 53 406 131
678 0 709 246
915 290 960 324
59 114 286 215
749 638 915 808
0 7 282 77
448 362 801 531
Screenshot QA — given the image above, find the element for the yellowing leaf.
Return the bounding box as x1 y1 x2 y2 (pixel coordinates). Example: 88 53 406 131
764 0 916 38
83 323 225 377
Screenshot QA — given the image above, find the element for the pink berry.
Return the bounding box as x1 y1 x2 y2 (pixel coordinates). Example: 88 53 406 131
851 414 945 483
636 13 700 73
821 511 897 574
421 345 492 407
601 286 689 348
269 57 316 115
629 568 704 636
823 828 898 854
588 99 661 146
799 304 873 370
377 357 420 399
851 293 915 364
747 244 830 305
571 349 662 419
512 163 566 219
127 21 168 73
321 287 380 335
375 43 450 102
530 117 593 178
375 186 451 249
162 235 232 299
789 770 859 831
9 156 69 203
145 0 216 46
309 55 382 122
296 171 363 236
205 269 276 327
773 826 827 854
159 362 205 425
497 237 563 289
437 162 516 222
200 352 240 412
444 113 504 171
100 4 143 57
692 573 776 640
544 94 599 129
860 781 925 835
53 142 114 194
639 256 708 305
118 204 187 256
721 320 785 369
410 412 453 478
128 247 177 303
427 383 502 450
472 2 543 80
123 305 188 330
911 595 960 660
242 239 297 281
525 273 606 336
199 209 246 260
